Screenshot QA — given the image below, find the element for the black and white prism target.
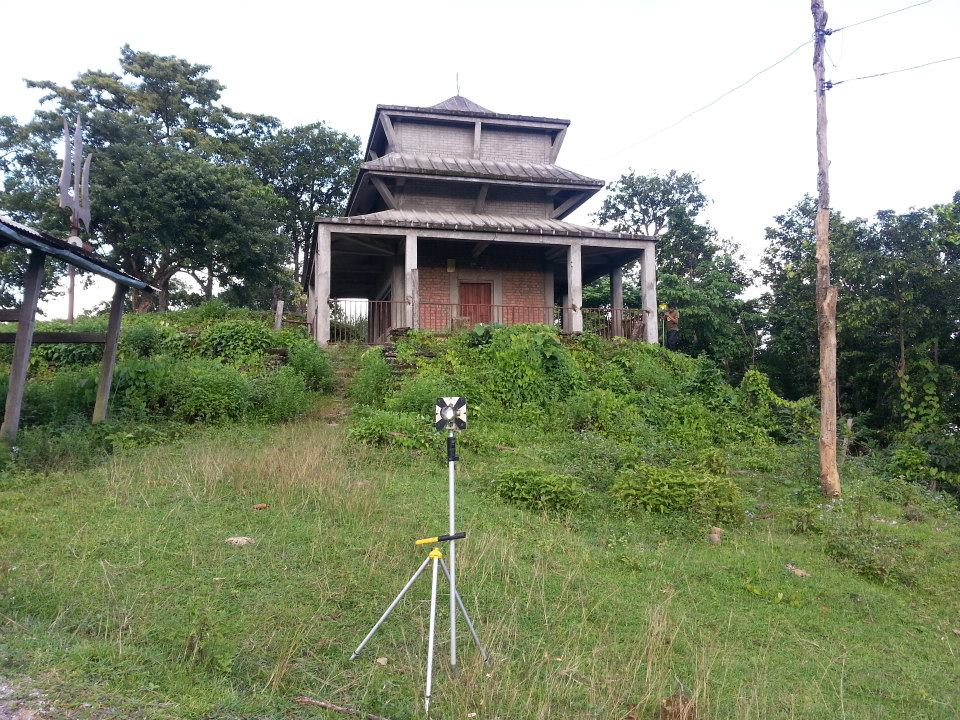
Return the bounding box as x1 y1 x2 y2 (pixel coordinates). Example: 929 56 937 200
435 396 467 432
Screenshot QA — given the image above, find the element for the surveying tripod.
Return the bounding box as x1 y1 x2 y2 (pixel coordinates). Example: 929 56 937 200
350 531 488 717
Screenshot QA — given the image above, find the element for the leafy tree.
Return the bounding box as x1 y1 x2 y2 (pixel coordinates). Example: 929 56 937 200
0 46 356 311
591 170 757 377
248 123 361 283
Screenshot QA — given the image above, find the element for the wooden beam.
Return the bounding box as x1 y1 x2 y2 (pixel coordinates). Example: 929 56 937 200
92 284 126 423
380 113 398 153
367 148 379 161
471 241 490 258
0 331 107 344
370 176 398 210
474 183 489 214
472 121 482 159
0 308 21 323
1 250 45 442
339 237 396 256
551 192 586 220
546 187 562 198
548 127 567 163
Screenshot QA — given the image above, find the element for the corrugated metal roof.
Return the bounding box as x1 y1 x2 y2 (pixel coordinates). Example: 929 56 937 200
430 96 492 113
318 209 652 241
363 152 603 188
0 215 154 291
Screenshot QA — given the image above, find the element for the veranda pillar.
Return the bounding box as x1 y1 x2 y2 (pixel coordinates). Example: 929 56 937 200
641 242 658 344
404 233 418 329
611 267 624 337
567 242 583 333
316 225 331 345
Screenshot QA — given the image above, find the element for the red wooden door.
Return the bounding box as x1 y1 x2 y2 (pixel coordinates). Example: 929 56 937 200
459 282 492 324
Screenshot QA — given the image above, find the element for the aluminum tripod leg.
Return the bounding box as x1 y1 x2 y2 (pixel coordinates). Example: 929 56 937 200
351 555 432 660
439 558 488 663
424 555 440 718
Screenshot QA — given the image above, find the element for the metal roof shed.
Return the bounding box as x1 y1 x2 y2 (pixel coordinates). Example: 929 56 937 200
0 215 155 441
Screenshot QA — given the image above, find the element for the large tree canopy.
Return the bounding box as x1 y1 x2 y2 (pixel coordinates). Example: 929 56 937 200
591 170 758 377
759 193 960 439
0 45 360 310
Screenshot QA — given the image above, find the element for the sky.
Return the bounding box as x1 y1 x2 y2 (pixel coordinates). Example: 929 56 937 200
2 0 958 317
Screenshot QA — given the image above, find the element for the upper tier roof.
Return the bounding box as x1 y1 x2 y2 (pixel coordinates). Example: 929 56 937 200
362 152 603 188
430 95 493 113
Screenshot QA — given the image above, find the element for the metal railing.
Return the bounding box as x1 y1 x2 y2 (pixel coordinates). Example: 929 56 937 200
325 299 646 344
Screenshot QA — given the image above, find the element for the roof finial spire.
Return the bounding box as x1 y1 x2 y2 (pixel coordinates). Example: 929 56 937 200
456 72 460 96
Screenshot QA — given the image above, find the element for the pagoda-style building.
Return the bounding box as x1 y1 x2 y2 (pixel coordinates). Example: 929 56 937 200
305 96 657 344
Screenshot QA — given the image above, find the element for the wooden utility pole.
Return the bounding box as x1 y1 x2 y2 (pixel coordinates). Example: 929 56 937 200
811 0 841 497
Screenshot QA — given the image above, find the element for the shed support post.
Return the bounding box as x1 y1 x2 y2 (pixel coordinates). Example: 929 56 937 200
316 226 331 345
611 267 624 337
93 284 126 424
566 242 583 333
641 243 658 344
404 233 418 329
1 250 45 442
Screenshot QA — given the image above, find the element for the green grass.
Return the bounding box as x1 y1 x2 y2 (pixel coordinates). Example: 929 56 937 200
1 405 959 719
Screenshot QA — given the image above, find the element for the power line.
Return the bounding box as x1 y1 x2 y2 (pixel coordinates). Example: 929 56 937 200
605 39 812 158
828 0 934 34
604 0 938 160
828 54 960 88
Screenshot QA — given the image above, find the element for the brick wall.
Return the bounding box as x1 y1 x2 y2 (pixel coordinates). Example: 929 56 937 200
396 119 473 156
485 186 552 218
415 258 547 331
479 127 550 164
398 179 477 213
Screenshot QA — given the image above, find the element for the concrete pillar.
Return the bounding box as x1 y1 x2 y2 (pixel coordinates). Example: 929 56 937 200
404 232 418 329
641 242 658 344
316 225 331 345
391 259 405 329
561 293 570 331
566 242 583 333
543 269 554 325
611 267 624 337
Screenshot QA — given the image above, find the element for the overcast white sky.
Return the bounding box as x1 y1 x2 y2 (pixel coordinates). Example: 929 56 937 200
3 0 958 317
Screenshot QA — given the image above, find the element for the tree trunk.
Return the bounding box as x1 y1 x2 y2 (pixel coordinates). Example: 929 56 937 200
812 0 841 498
205 265 214 299
158 277 170 312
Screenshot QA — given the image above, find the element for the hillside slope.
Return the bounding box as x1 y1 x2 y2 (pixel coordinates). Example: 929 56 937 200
0 327 958 719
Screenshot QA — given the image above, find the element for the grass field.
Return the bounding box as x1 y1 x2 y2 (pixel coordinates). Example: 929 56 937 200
1 394 959 719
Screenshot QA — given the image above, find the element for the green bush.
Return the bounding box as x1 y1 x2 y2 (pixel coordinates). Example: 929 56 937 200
196 320 272 363
1 368 98 427
248 366 310 422
492 468 585 513
170 360 251 423
348 349 392 407
346 408 434 451
611 463 743 524
563 388 632 435
287 340 333 393
824 520 921 585
385 375 458 417
120 322 174 358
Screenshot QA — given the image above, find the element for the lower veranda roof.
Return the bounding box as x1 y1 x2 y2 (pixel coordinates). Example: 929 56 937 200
318 209 652 241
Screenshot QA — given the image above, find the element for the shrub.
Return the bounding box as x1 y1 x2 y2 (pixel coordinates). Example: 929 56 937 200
611 463 743 524
492 468 585 513
824 520 921 585
248 366 310 422
287 340 333 393
120 322 174 358
196 320 272 363
563 388 632 435
386 375 458 417
347 408 434 451
170 360 250 423
348 349 392 407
